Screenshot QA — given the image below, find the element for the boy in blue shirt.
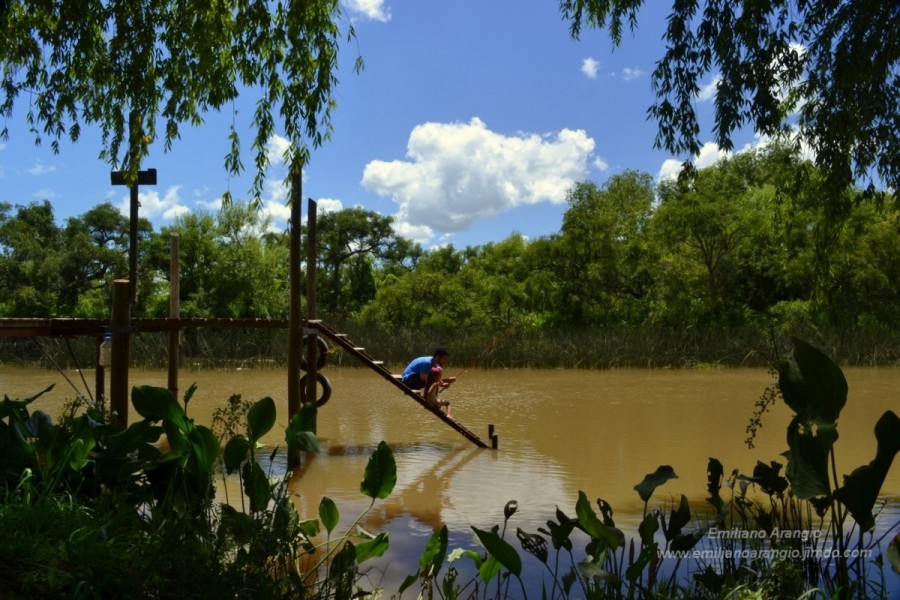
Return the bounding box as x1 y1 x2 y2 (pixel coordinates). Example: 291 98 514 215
401 348 456 415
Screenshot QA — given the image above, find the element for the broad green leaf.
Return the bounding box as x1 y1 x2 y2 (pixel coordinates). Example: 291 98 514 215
223 436 251 473
626 542 657 583
833 411 900 532
504 499 518 521
319 496 339 534
68 436 94 471
664 495 691 541
132 385 188 430
360 441 396 500
479 555 502 583
355 532 390 563
785 417 838 499
419 525 448 575
398 574 419 595
472 526 522 577
670 530 704 552
576 558 611 581
298 519 320 537
634 465 678 502
576 491 620 550
638 510 658 545
247 396 276 443
779 338 847 424
242 460 271 513
189 425 219 479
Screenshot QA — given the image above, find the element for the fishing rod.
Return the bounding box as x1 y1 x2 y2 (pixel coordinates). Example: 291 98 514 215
452 320 521 380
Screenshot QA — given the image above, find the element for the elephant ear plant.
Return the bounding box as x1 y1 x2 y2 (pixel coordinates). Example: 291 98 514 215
777 337 900 595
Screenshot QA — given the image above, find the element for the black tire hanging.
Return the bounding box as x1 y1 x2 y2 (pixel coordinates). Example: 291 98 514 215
300 335 329 371
300 372 332 407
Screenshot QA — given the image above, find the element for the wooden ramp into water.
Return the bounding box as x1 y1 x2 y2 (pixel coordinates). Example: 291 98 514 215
309 321 493 449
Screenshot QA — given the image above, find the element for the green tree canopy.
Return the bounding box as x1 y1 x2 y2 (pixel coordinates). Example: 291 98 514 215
561 0 900 197
0 0 359 196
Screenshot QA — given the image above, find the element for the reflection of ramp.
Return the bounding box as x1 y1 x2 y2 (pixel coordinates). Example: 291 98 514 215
310 321 492 449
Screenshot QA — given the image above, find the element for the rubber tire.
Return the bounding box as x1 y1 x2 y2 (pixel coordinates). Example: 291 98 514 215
300 372 332 407
300 335 329 371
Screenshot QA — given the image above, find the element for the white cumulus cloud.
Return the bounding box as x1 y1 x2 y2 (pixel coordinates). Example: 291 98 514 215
657 142 732 181
118 186 190 221
28 161 57 176
361 117 595 243
342 0 391 22
581 57 601 79
622 67 644 81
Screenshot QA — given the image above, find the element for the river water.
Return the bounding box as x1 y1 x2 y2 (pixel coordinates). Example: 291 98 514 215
3 364 899 594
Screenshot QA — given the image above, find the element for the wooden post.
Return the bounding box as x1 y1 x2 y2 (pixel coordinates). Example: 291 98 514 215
168 233 180 398
305 198 318 410
110 166 157 305
109 279 131 428
95 333 105 411
287 172 303 426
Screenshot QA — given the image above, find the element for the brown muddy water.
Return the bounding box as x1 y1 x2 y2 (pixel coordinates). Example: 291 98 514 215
3 365 899 593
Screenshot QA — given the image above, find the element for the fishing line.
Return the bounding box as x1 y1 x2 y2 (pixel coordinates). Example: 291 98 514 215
31 337 89 400
64 337 95 403
452 321 521 380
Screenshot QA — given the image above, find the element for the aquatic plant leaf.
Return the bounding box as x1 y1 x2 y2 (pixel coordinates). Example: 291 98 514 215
778 338 847 425
664 495 691 541
24 410 53 438
833 410 900 532
473 526 522 577
398 574 419 595
670 530 704 552
0 385 53 420
419 525 448 575
319 496 339 534
188 425 219 477
596 498 616 526
242 460 271 512
360 440 396 500
246 396 276 443
751 461 789 496
286 404 320 456
626 542 658 583
479 555 502 583
639 510 659 545
298 518 320 538
67 436 94 471
355 532 390 563
328 541 357 597
516 528 549 563
785 417 838 499
576 491 620 550
223 436 251 473
634 465 678 502
132 385 188 430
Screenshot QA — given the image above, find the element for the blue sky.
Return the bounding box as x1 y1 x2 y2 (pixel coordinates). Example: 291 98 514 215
0 1 750 249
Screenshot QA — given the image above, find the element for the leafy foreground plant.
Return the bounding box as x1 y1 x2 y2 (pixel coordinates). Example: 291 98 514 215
400 338 900 600
0 383 397 599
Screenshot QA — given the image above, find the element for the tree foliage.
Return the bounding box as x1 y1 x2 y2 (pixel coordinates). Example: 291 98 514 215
0 0 360 197
561 0 900 197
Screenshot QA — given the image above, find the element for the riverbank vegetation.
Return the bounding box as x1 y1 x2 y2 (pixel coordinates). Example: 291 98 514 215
1 144 899 369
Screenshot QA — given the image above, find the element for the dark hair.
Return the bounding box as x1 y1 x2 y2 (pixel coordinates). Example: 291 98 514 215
433 347 449 358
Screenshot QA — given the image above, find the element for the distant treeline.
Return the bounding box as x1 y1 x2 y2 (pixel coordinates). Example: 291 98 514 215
1 143 898 368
